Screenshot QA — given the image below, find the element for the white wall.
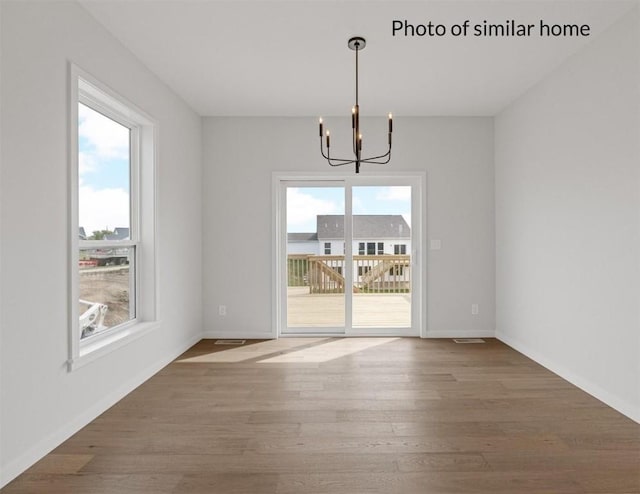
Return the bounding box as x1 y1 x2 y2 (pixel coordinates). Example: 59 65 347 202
0 1 203 485
202 117 495 338
495 10 640 421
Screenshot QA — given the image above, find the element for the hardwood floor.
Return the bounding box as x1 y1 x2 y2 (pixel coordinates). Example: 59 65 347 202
3 338 639 493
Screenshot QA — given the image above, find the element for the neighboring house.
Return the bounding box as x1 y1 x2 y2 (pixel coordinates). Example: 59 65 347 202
105 227 130 241
78 226 129 240
288 215 411 256
78 227 131 265
287 232 319 255
287 215 411 292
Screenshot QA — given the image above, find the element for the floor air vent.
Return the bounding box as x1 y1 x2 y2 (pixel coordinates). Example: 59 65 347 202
453 338 485 344
214 339 246 345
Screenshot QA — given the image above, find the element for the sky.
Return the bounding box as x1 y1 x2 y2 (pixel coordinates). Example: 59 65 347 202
287 186 411 233
78 104 411 237
78 103 130 236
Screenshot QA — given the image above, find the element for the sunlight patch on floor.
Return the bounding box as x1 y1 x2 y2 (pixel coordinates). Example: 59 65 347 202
257 337 399 364
176 338 329 363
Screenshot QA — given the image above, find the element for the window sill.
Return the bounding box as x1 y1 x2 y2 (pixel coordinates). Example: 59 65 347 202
68 320 161 371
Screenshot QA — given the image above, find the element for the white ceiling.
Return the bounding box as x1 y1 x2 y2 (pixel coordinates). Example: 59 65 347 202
79 0 636 117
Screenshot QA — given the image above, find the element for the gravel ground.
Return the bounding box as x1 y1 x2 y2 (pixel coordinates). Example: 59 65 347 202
79 266 131 329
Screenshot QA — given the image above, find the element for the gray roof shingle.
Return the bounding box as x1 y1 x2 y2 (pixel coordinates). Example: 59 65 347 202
288 232 318 242
316 215 410 240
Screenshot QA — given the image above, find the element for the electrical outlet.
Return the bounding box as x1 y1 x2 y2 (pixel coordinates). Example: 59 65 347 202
471 304 479 315
218 305 227 316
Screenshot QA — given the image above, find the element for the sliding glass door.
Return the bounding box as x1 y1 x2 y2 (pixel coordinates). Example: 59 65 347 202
285 184 345 333
352 186 412 330
278 175 423 336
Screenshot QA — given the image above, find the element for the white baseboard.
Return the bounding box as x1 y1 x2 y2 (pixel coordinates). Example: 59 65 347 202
424 329 496 338
0 332 202 489
204 329 496 339
202 330 276 340
497 331 640 424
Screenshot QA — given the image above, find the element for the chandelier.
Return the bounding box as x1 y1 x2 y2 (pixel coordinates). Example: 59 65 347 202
318 36 393 174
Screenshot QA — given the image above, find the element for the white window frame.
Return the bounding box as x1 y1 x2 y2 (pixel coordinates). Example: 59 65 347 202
68 64 158 370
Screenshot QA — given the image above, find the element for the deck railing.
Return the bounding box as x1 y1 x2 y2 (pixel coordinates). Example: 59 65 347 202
288 254 410 294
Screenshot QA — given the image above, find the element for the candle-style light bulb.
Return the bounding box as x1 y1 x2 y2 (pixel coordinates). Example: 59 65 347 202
358 133 363 151
326 130 330 148
351 107 355 128
319 117 323 137
388 113 393 133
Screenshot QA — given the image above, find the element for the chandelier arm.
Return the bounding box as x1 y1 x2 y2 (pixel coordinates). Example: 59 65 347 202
361 160 390 165
328 158 357 165
361 151 392 165
360 148 391 162
320 139 329 160
327 158 355 166
361 155 392 165
320 137 357 163
322 140 358 164
328 160 355 167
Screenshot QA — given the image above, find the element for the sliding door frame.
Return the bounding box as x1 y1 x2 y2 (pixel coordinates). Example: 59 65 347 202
272 171 427 338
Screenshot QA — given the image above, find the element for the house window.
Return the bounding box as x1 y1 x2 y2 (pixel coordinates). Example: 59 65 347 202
392 265 404 276
394 244 407 255
324 242 331 255
70 65 157 369
367 242 376 255
358 242 365 255
377 242 384 255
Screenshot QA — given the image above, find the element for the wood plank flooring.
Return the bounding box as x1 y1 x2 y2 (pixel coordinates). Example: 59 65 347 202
3 338 639 493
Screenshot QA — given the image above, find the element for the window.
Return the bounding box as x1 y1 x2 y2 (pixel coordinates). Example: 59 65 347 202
377 242 384 255
70 65 157 369
78 103 135 338
358 242 365 255
394 244 407 255
324 242 331 255
367 242 376 255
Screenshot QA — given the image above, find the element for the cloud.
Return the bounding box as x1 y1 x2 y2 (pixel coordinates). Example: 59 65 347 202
287 188 342 231
79 103 129 160
79 185 129 236
376 186 411 201
352 196 366 215
77 104 131 234
78 152 97 182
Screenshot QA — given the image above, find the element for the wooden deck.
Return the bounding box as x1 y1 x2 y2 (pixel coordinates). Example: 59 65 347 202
287 287 411 328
